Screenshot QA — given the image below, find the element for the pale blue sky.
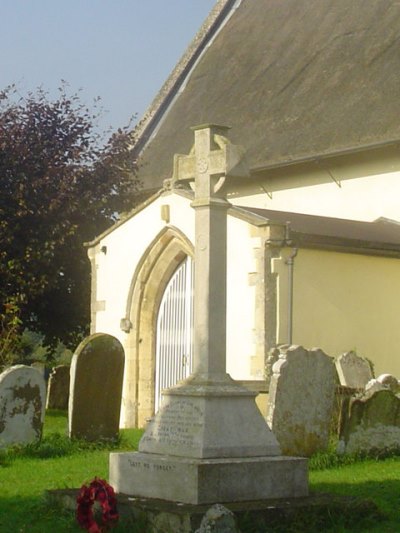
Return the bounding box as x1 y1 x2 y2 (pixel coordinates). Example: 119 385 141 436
0 1 216 133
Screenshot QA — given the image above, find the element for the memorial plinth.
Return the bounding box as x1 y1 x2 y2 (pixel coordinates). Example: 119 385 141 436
109 125 308 504
110 453 308 505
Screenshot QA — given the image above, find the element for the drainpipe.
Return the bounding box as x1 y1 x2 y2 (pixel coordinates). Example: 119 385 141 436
284 223 298 345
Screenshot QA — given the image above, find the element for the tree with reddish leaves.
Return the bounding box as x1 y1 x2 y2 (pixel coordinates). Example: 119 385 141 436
0 85 139 358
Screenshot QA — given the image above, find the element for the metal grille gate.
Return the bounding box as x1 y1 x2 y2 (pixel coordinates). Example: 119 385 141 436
155 256 194 412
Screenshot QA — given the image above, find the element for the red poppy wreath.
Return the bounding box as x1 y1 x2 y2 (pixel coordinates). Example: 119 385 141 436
76 477 119 532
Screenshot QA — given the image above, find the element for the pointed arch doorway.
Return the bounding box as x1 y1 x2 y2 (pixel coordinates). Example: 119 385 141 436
155 255 194 412
122 227 194 428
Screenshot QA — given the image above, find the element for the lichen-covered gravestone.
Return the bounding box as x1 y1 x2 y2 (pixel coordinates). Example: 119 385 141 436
335 351 373 389
0 365 46 447
267 345 336 456
69 333 124 441
46 365 70 410
339 389 400 454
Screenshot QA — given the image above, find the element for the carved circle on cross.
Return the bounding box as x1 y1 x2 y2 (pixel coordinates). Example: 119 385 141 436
197 158 209 174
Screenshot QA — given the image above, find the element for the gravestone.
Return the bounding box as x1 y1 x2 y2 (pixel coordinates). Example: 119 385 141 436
69 333 124 441
110 125 308 505
365 378 386 395
265 346 280 390
339 389 400 454
46 365 70 410
335 351 373 389
267 345 336 456
0 365 46 447
376 373 400 392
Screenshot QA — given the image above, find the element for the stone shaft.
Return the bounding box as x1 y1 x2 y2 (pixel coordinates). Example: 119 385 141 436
192 198 229 377
190 125 232 380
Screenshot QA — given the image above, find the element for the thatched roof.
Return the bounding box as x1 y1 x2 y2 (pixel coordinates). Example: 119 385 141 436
135 0 400 190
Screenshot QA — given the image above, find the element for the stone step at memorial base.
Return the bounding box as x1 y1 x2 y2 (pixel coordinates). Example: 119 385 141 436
109 452 308 505
45 489 383 533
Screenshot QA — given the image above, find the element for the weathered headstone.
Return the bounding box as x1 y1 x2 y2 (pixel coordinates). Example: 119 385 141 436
376 373 400 393
365 374 400 395
0 365 46 447
195 504 241 533
335 351 373 389
265 346 280 390
267 345 336 456
365 379 386 395
46 365 70 410
69 333 124 441
110 125 308 505
339 389 400 454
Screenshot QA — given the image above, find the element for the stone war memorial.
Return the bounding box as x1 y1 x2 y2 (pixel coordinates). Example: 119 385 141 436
0 365 46 447
69 333 125 441
110 125 309 504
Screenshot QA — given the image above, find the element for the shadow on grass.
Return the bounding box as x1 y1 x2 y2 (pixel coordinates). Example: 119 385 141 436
0 494 144 533
0 495 77 533
1 479 396 533
310 478 400 531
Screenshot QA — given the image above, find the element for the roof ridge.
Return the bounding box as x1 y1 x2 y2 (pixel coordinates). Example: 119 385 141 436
131 0 237 156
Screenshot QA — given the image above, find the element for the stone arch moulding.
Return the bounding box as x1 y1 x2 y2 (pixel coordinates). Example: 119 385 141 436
121 226 194 428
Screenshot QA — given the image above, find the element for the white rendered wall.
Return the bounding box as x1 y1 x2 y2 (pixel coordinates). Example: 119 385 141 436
226 215 257 380
93 194 194 340
232 172 400 222
91 192 258 384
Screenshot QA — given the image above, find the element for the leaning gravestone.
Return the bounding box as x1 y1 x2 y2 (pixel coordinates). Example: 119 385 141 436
339 389 400 454
69 333 124 441
46 365 70 410
267 345 336 456
335 351 373 389
0 365 46 447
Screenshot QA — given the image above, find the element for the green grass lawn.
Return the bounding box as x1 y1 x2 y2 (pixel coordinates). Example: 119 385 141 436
1 411 400 532
1 411 143 533
310 459 400 532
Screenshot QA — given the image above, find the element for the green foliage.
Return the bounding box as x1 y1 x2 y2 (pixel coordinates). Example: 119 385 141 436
0 84 140 350
0 322 74 371
0 298 22 368
309 439 400 471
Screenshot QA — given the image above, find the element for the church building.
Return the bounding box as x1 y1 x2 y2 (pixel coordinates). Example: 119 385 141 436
87 0 400 428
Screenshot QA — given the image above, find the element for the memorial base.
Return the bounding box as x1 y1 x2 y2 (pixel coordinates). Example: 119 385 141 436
109 452 308 505
138 376 281 459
